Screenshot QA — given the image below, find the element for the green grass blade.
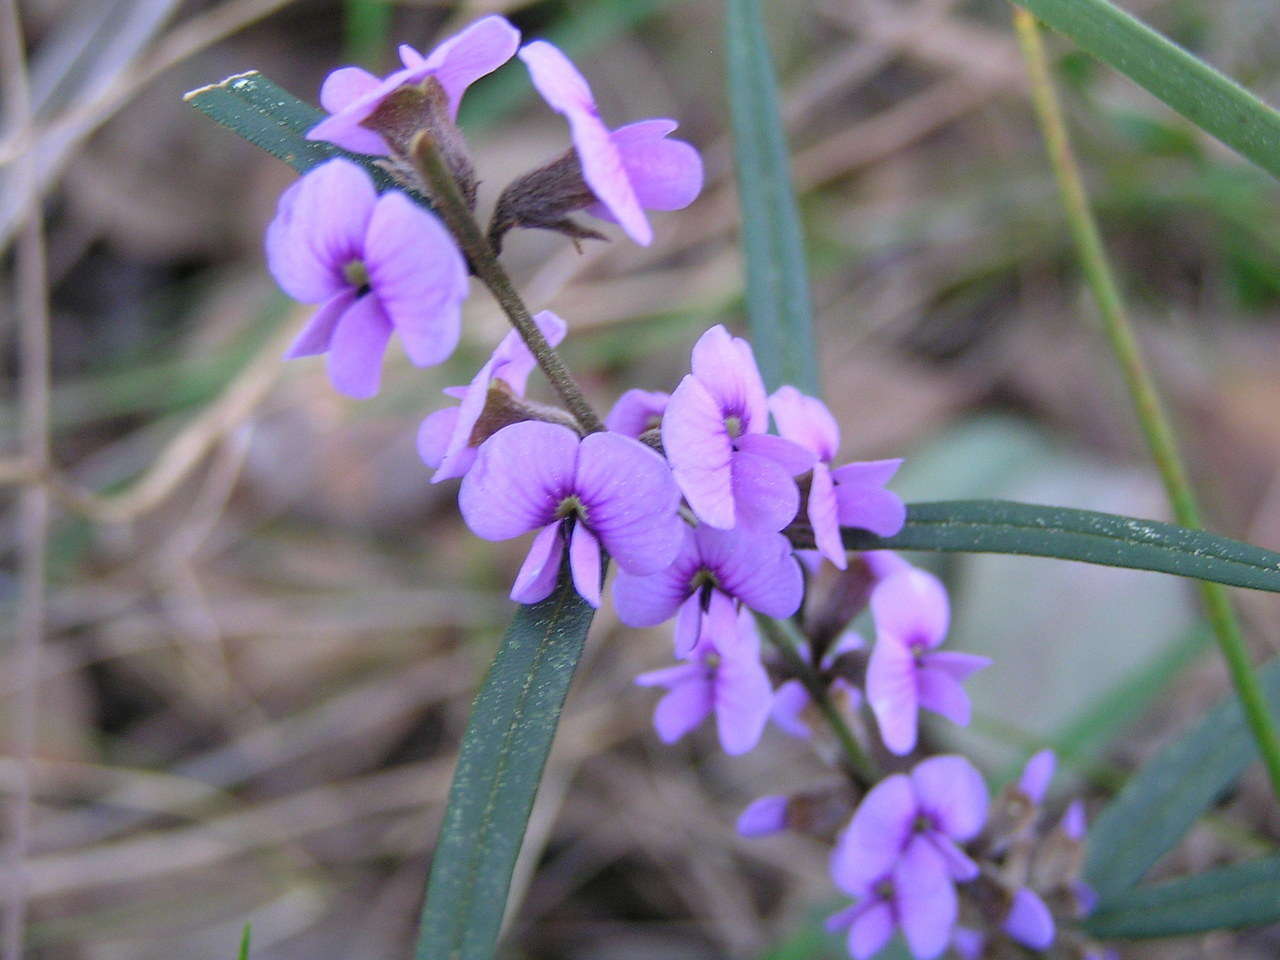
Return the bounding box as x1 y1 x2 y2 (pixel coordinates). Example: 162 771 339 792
1086 855 1280 938
839 500 1280 593
1084 658 1280 902
415 569 594 960
236 923 251 960
1010 0 1280 181
725 0 820 394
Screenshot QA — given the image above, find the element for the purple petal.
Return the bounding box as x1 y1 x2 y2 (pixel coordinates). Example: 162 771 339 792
832 774 916 894
695 526 804 619
365 192 467 368
421 15 520 118
306 62 427 152
611 526 698 629
895 839 957 960
826 902 862 934
770 678 813 739
827 629 867 661
700 588 741 656
635 661 703 689
916 665 973 727
848 902 894 960
866 633 919 756
737 795 788 837
328 293 393 398
518 41 651 245
651 670 713 743
316 67 388 154
1062 799 1087 840
266 160 376 303
418 406 460 469
768 385 840 461
870 568 949 650
285 289 355 358
734 433 817 475
807 462 847 570
923 650 992 682
605 388 670 437
832 458 906 537
511 521 566 604
673 592 703 658
574 431 682 574
688 325 769 434
926 833 980 882
951 927 985 960
830 458 903 488
863 550 912 582
1018 749 1057 805
731 450 800 532
458 421 577 541
569 523 602 607
911 755 988 841
1003 888 1055 950
662 374 735 528
491 310 566 394
1074 880 1099 917
608 119 703 211
714 646 773 755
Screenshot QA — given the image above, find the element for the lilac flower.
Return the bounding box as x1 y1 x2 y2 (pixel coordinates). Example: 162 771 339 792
418 310 566 482
517 40 703 246
605 388 669 437
771 630 864 739
613 523 804 657
736 794 789 837
267 159 468 398
1003 887 1056 950
307 16 520 155
634 609 773 755
1019 748 1057 804
662 326 816 531
769 385 907 569
458 421 683 606
865 567 991 755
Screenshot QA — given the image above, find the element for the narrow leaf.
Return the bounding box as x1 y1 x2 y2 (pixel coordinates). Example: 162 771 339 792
236 923 251 960
1086 855 1280 938
725 0 820 394
1084 658 1280 901
416 569 594 960
1011 0 1280 181
839 500 1280 594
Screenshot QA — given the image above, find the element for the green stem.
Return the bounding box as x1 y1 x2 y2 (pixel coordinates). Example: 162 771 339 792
410 132 606 435
1012 8 1280 800
755 615 879 786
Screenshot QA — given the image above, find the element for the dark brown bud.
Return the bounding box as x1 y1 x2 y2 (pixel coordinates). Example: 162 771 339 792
488 150 606 253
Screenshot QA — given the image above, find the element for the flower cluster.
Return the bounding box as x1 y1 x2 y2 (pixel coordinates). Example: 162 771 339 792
262 17 1100 960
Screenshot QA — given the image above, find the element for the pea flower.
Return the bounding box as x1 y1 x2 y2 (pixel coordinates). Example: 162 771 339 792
307 15 520 155
634 608 773 755
267 159 468 398
768 385 907 569
418 310 567 482
1003 887 1056 950
510 40 703 246
865 566 991 755
458 420 683 606
663 325 816 532
613 523 803 657
605 388 669 438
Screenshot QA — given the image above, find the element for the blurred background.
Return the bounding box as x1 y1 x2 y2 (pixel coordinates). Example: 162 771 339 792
2 0 1280 956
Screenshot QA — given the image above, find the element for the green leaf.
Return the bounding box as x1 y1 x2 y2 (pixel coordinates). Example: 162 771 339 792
1010 0 1280 181
1084 657 1280 902
840 500 1280 594
725 0 820 394
1086 855 1280 938
415 569 594 960
236 923 251 960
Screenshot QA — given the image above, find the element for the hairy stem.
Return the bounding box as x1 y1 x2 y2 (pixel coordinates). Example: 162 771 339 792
1013 8 1280 799
410 132 606 435
756 615 879 786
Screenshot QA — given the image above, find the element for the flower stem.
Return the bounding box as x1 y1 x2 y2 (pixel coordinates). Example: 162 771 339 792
1013 8 1280 800
409 132 606 435
756 614 880 786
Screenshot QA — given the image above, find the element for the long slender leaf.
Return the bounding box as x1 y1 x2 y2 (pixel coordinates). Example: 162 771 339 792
839 500 1280 593
725 0 820 394
1084 658 1280 902
415 569 594 960
1086 855 1280 938
1010 0 1280 181
236 924 251 960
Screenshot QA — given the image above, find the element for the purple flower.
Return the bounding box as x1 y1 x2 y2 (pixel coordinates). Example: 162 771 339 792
307 16 520 154
267 159 468 398
418 310 566 481
662 326 816 531
771 630 864 739
605 388 669 438
634 608 773 755
1018 748 1057 804
1003 887 1056 950
517 40 703 246
613 523 803 657
458 421 683 606
769 386 907 569
1061 798 1087 840
865 567 991 755
737 794 789 837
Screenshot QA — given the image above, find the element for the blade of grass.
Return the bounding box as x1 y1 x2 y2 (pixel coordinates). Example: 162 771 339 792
725 0 820 394
1009 0 1280 181
1012 8 1280 800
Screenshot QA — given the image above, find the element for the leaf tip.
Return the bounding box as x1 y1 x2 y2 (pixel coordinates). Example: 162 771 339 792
183 69 263 103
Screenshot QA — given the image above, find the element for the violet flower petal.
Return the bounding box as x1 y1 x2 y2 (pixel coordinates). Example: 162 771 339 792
689 324 768 432
714 643 773 755
730 449 801 532
895 838 957 960
910 755 988 842
848 903 894 960
1019 749 1056 804
611 526 698 628
458 421 577 540
1004 888 1055 950
695 526 804 620
927 833 981 882
328 293 393 398
606 119 702 211
871 567 949 650
651 671 713 743
737 795 788 837
605 388 669 437
734 432 817 475
417 406 460 469
866 632 920 755
316 66 388 154
663 373 735 528
922 650 992 682
285 289 355 359
807 462 847 570
673 592 703 658
421 15 521 118
833 478 908 538
768 385 840 461
569 523 602 607
770 679 813 739
1062 799 1087 840
916 665 973 727
511 520 565 604
832 774 916 894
